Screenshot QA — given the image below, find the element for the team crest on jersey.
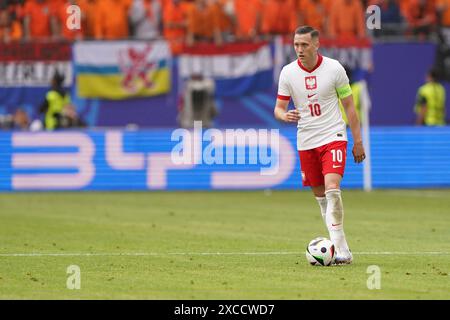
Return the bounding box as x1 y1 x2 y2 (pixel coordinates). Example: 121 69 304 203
305 76 317 90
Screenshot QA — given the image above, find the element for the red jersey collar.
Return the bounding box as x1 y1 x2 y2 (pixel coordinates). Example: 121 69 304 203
297 54 323 73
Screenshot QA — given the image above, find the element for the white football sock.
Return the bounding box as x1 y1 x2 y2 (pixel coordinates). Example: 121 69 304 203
325 189 350 253
315 196 327 225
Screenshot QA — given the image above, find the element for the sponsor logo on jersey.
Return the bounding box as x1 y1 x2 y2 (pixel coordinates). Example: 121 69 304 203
305 76 317 90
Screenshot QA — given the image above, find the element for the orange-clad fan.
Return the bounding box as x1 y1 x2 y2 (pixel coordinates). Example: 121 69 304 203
0 1 24 42
9 1 24 41
296 0 330 36
211 0 234 39
77 0 97 39
160 0 186 15
186 0 220 46
328 0 365 39
94 0 132 40
260 0 296 37
402 0 436 34
0 6 8 42
23 0 55 40
437 0 450 26
159 0 170 10
53 0 84 41
233 0 262 41
399 0 411 16
163 0 193 54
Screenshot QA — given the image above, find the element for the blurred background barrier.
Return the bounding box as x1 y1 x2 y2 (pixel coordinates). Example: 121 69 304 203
1 0 449 194
1 126 449 191
0 39 448 127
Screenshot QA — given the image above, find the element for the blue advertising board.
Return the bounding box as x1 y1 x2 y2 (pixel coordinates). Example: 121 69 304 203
1 127 449 192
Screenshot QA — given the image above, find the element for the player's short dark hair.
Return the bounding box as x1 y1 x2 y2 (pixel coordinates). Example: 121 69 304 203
295 26 320 39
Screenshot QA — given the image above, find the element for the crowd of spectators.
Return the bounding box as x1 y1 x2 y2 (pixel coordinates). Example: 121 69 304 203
1 0 447 130
0 0 449 52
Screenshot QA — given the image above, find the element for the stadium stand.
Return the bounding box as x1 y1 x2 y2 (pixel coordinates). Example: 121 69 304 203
0 0 443 44
0 0 447 129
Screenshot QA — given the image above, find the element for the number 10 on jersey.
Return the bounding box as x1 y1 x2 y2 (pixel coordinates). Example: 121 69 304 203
308 103 321 116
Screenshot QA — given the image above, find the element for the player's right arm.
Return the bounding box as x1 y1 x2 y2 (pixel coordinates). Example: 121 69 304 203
274 67 300 123
274 99 300 123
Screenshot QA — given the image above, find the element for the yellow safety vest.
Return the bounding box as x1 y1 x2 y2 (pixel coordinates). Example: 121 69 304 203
45 90 71 130
414 82 446 126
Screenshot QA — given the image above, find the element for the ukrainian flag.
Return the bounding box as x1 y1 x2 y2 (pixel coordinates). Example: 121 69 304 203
74 41 171 100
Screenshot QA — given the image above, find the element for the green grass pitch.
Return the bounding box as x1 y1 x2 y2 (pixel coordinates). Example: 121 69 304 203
0 190 449 299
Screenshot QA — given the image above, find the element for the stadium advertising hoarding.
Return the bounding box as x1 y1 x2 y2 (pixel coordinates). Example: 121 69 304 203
3 129 297 191
2 127 450 192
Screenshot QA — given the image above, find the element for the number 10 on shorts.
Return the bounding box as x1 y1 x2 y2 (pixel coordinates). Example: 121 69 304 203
331 149 343 163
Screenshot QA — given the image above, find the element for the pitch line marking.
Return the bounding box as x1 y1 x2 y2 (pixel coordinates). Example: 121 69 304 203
0 251 449 257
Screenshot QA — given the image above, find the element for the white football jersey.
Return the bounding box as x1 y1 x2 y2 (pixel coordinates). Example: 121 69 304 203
277 54 350 151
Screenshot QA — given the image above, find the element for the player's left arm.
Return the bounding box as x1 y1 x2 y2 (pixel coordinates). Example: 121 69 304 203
341 95 366 163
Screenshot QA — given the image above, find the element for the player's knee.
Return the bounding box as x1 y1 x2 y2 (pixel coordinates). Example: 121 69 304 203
311 185 325 197
313 191 325 197
325 183 340 191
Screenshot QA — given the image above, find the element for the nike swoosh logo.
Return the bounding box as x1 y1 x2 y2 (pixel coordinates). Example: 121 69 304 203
307 94 317 98
332 165 342 168
332 223 342 227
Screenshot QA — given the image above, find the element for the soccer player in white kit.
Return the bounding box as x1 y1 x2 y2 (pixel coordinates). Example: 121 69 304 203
274 26 366 264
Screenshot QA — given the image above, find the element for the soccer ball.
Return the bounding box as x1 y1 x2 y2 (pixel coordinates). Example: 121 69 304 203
305 237 336 266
